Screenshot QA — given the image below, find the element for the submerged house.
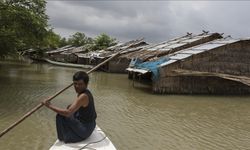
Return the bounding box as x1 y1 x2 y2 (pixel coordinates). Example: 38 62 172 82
46 45 88 63
76 38 148 71
117 32 222 73
60 46 88 63
102 38 148 72
46 45 75 62
76 50 106 66
127 37 250 94
21 48 42 60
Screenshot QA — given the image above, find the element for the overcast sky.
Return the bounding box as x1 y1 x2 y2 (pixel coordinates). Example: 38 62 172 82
46 1 250 43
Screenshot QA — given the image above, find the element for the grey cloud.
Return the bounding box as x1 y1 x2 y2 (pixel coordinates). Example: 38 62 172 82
46 1 250 43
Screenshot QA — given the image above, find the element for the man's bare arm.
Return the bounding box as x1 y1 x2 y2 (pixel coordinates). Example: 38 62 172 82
43 94 89 117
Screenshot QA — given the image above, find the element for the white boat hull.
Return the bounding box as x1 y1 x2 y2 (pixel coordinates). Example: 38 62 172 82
49 126 116 150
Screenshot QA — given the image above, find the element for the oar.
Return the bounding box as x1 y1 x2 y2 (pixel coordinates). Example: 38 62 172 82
0 51 122 138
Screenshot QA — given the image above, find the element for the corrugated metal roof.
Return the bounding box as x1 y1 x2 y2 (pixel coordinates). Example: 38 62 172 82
148 43 170 50
121 32 223 61
192 43 225 50
160 38 242 68
158 48 171 51
143 33 221 52
183 38 201 43
193 39 241 50
167 40 179 44
211 39 238 44
195 34 210 38
170 53 192 60
180 49 206 55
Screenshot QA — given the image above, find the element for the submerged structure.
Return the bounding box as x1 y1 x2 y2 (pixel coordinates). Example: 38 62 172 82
116 32 222 73
104 38 148 72
76 38 148 72
127 37 250 94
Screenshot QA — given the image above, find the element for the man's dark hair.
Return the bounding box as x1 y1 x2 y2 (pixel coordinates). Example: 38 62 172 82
73 71 89 85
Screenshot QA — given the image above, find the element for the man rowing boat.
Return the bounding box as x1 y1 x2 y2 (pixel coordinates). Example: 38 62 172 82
43 71 97 143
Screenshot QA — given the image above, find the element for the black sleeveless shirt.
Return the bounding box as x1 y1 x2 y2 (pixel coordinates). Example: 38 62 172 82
74 89 97 123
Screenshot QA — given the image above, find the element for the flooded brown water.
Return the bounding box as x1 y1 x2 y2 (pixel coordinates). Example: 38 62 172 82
0 60 250 150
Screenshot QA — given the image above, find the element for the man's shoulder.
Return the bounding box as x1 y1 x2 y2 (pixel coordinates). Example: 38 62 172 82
78 93 88 99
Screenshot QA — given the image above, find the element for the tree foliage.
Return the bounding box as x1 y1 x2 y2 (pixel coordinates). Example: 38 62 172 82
0 0 53 57
43 29 61 50
0 0 118 58
68 32 93 47
92 33 117 51
59 37 68 48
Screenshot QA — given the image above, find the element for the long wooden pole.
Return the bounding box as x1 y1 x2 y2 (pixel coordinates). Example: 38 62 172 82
0 51 122 138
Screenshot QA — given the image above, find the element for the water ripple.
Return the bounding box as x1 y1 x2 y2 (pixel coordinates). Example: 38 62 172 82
1 62 250 150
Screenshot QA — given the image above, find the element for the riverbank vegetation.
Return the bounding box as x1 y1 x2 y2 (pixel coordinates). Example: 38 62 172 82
0 0 117 58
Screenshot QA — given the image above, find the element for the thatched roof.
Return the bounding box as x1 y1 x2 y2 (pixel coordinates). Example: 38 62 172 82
76 38 148 59
99 38 148 57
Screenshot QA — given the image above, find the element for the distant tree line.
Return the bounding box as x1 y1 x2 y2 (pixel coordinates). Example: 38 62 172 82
0 0 117 58
63 32 117 52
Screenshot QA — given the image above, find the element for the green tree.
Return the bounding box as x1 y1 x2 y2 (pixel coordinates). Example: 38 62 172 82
43 29 61 50
68 32 93 47
92 33 117 51
0 0 49 57
59 37 68 47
